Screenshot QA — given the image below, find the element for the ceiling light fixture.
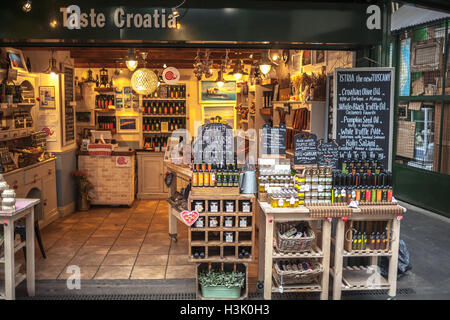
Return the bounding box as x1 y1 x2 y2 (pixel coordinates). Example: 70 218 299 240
215 68 226 88
125 48 138 71
259 50 273 75
172 0 185 18
22 0 32 12
131 52 158 95
45 50 60 78
228 59 248 81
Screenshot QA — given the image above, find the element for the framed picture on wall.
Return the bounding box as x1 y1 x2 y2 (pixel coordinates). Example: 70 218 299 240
302 50 312 66
117 116 139 133
314 50 325 64
39 86 56 108
291 52 301 73
4 47 28 73
199 81 237 103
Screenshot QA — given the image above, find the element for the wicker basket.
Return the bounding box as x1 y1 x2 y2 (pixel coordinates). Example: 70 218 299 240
273 261 323 285
276 222 315 253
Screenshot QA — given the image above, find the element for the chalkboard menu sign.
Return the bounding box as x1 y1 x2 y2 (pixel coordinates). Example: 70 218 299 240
333 68 394 170
261 123 286 155
317 140 339 168
293 132 318 165
194 123 234 164
63 66 75 144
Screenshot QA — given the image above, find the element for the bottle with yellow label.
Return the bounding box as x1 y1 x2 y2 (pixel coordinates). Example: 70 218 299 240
198 163 204 187
192 164 198 187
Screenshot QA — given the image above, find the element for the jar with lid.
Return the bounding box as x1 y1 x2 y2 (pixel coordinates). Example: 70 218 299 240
225 200 235 213
242 201 251 213
225 232 234 243
194 201 204 213
239 217 248 228
224 217 233 227
209 217 219 228
209 201 219 213
194 217 205 228
311 168 319 184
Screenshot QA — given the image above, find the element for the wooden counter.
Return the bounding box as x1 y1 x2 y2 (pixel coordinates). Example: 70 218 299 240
78 153 135 206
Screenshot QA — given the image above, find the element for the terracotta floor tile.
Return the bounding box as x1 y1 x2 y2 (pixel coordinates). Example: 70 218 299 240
169 242 189 255
91 229 122 237
84 237 117 246
165 265 196 279
77 245 111 255
36 253 75 266
135 254 168 266
109 245 140 255
102 254 137 266
139 244 170 255
94 265 132 279
123 224 149 231
143 237 171 246
47 243 83 254
114 238 144 246
131 266 166 279
70 223 99 231
69 252 107 266
36 265 65 280
119 229 146 239
167 254 191 265
57 266 99 280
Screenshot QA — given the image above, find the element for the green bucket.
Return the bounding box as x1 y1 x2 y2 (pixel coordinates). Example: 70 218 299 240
200 285 241 299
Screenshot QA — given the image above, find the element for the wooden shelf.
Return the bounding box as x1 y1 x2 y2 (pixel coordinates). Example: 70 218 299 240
0 272 26 299
191 227 253 232
272 245 323 259
272 277 322 293
342 249 392 257
94 108 116 113
191 256 252 263
142 98 186 101
94 87 116 93
331 266 390 291
260 108 273 115
0 241 25 263
142 115 186 117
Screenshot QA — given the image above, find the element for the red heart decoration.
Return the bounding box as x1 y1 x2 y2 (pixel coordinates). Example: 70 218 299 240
180 211 199 226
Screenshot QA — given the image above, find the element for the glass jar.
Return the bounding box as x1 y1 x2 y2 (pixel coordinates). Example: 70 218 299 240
225 200 235 213
209 201 219 213
225 232 234 243
194 217 204 228
194 201 204 213
224 217 233 227
242 201 251 213
239 217 248 228
209 217 218 228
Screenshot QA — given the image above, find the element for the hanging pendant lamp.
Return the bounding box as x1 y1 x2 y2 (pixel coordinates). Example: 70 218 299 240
131 52 159 95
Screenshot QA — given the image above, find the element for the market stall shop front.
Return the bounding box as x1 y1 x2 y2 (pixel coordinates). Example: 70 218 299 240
0 0 424 300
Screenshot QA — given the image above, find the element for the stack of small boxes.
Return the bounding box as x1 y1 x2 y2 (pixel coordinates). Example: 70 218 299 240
0 174 16 211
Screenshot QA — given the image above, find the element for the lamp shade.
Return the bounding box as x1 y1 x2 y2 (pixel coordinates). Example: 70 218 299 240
131 68 159 95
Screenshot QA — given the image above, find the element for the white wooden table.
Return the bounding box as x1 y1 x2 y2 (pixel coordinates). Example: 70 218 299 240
257 201 332 300
0 198 39 300
331 205 406 300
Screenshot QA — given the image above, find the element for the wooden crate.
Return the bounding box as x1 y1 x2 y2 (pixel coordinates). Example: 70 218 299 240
344 220 392 253
196 262 248 300
191 186 240 196
188 194 256 263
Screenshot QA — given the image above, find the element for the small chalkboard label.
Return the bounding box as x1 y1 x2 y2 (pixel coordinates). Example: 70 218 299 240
294 132 318 165
194 123 233 164
262 123 286 155
317 139 339 168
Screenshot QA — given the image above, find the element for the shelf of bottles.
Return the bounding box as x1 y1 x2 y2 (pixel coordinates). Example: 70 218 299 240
97 115 116 132
95 94 115 110
142 84 187 152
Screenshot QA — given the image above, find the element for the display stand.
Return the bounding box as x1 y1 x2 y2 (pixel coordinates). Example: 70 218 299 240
331 204 406 300
164 161 191 241
188 194 256 262
257 201 332 300
0 199 39 300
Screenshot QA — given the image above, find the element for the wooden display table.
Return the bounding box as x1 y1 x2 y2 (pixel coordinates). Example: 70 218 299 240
0 198 39 300
257 201 332 300
165 161 191 241
331 204 406 300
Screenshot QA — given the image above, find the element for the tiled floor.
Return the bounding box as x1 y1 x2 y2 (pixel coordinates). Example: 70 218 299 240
29 200 258 281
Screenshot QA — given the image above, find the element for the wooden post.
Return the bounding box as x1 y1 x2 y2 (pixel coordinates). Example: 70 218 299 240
4 218 15 300
320 219 331 300
333 218 345 300
388 217 401 298
263 213 274 300
26 207 35 296
257 206 266 283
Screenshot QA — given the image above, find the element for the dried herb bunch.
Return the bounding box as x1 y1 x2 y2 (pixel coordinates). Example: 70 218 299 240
198 270 245 288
